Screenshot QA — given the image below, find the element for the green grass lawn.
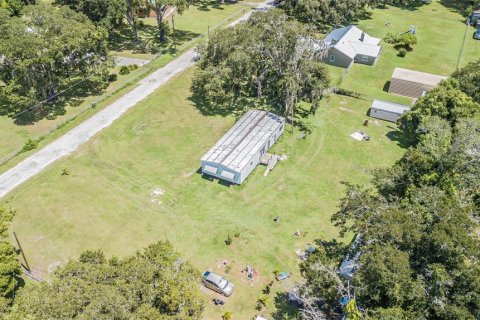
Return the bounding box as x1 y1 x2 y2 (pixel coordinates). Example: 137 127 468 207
340 0 480 103
0 1 255 171
2 1 478 319
4 68 405 319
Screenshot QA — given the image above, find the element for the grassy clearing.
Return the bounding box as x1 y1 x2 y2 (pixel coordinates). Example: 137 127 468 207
0 1 254 171
4 68 405 319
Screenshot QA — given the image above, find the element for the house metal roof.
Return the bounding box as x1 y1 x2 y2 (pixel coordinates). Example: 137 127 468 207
392 68 448 86
324 25 381 58
371 99 411 115
201 110 284 173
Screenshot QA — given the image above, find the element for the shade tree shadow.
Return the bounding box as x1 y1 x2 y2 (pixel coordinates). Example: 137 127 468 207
194 0 239 12
386 128 411 149
271 292 301 320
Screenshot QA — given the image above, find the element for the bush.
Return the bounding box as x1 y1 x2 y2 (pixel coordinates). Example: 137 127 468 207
225 235 232 246
22 138 38 153
108 73 118 82
383 31 399 44
222 311 232 320
334 87 364 99
263 285 271 295
234 232 240 238
119 64 139 75
398 47 407 57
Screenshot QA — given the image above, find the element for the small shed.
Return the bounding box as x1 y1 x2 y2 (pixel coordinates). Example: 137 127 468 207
201 110 285 184
369 99 411 122
389 68 447 98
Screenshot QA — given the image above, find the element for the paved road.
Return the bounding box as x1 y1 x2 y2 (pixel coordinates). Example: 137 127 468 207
0 1 271 199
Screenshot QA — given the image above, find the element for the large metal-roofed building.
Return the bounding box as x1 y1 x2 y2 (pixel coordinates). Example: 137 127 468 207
389 68 447 98
201 110 285 184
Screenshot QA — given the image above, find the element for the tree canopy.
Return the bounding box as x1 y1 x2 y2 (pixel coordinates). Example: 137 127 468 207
8 241 204 319
53 0 126 30
0 207 20 315
0 4 110 122
192 10 330 122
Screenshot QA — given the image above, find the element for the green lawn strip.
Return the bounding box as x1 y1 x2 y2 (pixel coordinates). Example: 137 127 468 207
5 69 404 319
0 2 254 173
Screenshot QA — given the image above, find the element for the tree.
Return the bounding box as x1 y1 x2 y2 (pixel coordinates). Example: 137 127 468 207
54 0 126 30
149 0 189 42
399 79 480 141
0 0 35 16
192 10 330 123
451 58 480 103
0 4 110 122
9 241 204 319
281 0 373 31
0 207 20 315
125 0 147 42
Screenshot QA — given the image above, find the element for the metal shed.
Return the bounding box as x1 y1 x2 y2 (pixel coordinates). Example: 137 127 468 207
201 110 285 184
389 68 447 98
369 99 411 122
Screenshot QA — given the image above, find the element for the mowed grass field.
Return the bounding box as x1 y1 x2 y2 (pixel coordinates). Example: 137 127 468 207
4 68 405 318
3 1 479 318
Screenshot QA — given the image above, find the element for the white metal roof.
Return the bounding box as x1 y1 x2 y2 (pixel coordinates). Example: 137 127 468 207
201 110 284 173
371 99 411 114
324 25 381 58
392 68 447 86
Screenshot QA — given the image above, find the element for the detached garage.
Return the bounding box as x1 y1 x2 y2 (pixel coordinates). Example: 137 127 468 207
389 68 447 98
201 110 285 184
369 99 411 122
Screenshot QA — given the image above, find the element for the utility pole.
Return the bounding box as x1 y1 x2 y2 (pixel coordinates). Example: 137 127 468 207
13 232 31 272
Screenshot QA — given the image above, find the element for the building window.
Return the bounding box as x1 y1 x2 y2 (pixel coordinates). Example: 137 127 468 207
329 55 335 62
361 55 369 62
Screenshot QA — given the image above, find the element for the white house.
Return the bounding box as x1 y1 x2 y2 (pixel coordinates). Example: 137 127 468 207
323 25 382 68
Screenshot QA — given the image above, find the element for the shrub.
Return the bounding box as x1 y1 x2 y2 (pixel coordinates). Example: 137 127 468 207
263 285 271 295
222 311 232 320
234 232 240 238
273 269 280 276
119 64 139 75
225 235 232 245
383 31 399 44
398 47 407 57
334 87 364 99
108 73 118 82
22 138 38 153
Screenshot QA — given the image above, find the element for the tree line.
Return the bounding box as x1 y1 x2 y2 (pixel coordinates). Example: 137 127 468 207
299 59 480 319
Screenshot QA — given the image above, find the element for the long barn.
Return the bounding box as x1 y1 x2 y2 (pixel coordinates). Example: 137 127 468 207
389 68 447 98
201 110 285 184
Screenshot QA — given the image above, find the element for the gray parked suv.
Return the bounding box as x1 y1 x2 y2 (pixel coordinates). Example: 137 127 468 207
202 271 235 296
